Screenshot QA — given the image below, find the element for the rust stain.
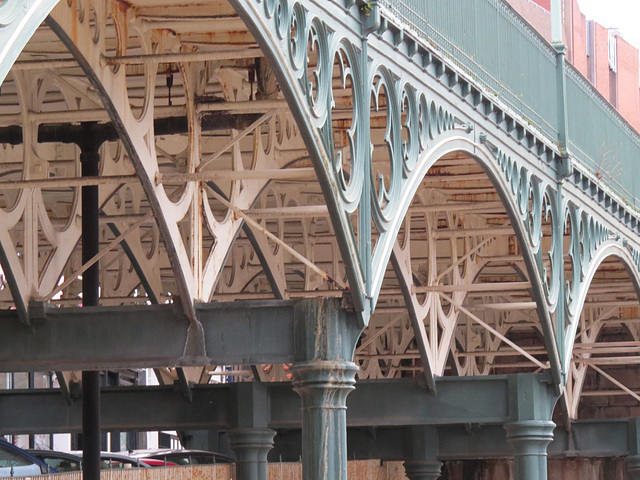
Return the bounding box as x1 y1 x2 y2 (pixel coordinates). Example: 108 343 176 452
70 0 78 44
183 31 252 45
227 30 250 44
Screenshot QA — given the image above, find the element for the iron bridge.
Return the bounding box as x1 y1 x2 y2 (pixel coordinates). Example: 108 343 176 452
1 0 640 479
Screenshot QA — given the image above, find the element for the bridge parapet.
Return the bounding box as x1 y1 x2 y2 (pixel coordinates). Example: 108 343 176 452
378 0 560 141
379 0 640 213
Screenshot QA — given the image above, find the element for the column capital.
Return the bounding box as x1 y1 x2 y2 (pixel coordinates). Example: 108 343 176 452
291 360 358 408
228 428 276 452
505 420 555 480
505 420 555 455
228 428 275 480
403 460 442 480
291 360 359 383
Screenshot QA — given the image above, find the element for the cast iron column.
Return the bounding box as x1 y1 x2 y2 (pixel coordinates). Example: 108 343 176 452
404 426 441 480
504 374 559 480
627 418 640 479
505 421 555 480
228 428 275 480
290 298 362 480
80 126 101 480
291 360 358 480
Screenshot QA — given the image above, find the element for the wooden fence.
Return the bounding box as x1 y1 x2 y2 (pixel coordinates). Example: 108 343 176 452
12 461 409 480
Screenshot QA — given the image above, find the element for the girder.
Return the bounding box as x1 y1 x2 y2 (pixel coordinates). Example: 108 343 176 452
0 375 532 433
0 374 630 462
0 300 299 371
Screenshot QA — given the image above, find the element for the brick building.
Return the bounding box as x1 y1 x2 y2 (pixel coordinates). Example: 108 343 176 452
507 0 640 131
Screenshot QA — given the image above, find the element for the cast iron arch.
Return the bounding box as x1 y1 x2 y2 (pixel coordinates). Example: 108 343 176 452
389 138 562 385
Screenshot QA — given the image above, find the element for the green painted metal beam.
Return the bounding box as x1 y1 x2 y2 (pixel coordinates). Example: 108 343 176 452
0 300 298 371
0 375 541 434
0 375 630 462
273 420 633 462
0 298 367 372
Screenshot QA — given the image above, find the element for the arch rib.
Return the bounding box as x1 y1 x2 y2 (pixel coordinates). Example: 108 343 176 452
229 0 367 318
563 241 640 373
0 0 60 86
44 8 200 325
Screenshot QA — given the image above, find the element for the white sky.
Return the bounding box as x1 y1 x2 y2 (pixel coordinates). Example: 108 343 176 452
577 0 640 49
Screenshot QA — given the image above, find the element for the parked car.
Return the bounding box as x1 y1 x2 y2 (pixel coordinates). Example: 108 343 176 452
26 450 81 473
127 449 179 467
135 458 177 467
99 452 151 470
0 439 55 477
70 451 151 469
139 449 233 465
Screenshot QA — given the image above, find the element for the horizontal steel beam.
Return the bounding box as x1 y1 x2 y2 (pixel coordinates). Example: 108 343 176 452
102 47 264 66
0 376 512 434
0 167 316 190
438 419 632 459
11 47 265 71
0 301 298 372
0 112 261 146
0 377 634 461
273 420 634 462
270 376 512 429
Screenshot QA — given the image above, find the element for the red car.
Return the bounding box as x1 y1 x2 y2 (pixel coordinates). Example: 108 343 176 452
139 449 233 466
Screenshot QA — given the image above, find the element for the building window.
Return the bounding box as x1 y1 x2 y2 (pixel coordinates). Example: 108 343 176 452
608 30 619 107
586 20 596 84
608 29 618 73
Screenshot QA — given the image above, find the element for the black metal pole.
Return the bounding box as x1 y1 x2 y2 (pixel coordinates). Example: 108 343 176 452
28 373 35 449
80 124 101 480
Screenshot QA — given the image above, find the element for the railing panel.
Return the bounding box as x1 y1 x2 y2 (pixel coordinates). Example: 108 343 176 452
566 65 640 207
379 0 559 140
379 0 640 207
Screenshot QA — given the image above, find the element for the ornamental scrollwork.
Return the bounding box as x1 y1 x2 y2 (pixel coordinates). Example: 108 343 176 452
487 146 563 311
0 0 23 27
564 202 610 321
627 243 640 277
238 0 463 312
